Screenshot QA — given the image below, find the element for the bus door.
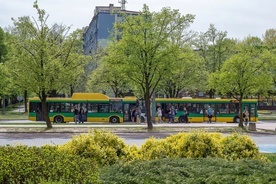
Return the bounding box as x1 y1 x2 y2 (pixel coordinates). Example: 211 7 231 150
123 103 132 122
249 103 257 121
243 103 256 122
80 103 87 122
203 104 216 122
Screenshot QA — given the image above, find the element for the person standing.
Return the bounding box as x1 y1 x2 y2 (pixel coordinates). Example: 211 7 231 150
136 107 141 124
131 108 137 122
79 107 85 124
184 107 189 123
243 109 249 126
206 106 213 123
157 107 163 123
73 105 79 124
169 107 176 123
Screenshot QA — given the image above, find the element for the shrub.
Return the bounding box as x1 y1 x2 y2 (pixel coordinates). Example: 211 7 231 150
263 153 276 162
138 137 169 160
136 131 267 161
100 158 276 184
59 130 128 166
137 133 190 160
177 131 223 158
0 145 100 184
221 133 265 161
120 145 140 162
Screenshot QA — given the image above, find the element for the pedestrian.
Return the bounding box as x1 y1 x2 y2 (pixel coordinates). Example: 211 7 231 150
206 106 213 123
243 109 249 126
73 105 79 124
169 107 176 123
131 108 137 122
79 106 85 124
184 107 189 123
156 107 163 123
136 107 141 124
161 108 165 122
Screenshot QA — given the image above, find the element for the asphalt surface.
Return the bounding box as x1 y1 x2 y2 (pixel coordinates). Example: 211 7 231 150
0 120 276 152
0 120 275 132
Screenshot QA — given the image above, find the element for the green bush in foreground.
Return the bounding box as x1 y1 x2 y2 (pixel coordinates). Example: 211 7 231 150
132 132 267 162
0 145 100 184
58 130 268 163
100 158 276 184
59 130 128 166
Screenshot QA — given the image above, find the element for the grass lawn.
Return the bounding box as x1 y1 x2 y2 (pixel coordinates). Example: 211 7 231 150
0 111 27 120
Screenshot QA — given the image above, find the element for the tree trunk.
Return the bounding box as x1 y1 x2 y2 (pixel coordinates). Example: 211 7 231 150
238 98 244 128
41 91 52 128
24 90 28 113
144 93 153 131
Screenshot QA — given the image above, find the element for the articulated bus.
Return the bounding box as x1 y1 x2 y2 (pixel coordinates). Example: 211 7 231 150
28 93 138 123
28 93 258 123
155 98 258 123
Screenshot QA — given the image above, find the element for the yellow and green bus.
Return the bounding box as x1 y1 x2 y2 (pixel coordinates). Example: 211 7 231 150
28 93 258 124
28 93 138 123
155 97 258 123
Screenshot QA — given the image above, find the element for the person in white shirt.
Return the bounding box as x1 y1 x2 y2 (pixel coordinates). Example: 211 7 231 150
157 107 163 123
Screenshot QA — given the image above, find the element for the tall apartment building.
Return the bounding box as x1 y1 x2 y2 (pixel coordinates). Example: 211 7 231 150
83 3 138 55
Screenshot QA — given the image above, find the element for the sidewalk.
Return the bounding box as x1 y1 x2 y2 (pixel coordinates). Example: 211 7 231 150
0 121 275 133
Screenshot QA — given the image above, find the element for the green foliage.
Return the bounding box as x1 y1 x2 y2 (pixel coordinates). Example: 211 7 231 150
263 153 276 163
263 28 276 49
221 133 263 161
109 5 195 129
5 2 89 127
0 27 7 63
0 145 100 184
138 137 170 160
161 48 207 97
87 47 130 97
59 130 128 166
0 63 11 95
134 132 265 162
0 131 275 183
100 158 276 184
177 132 223 158
209 36 274 98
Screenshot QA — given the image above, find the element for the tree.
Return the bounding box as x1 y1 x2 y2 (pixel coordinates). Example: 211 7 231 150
263 29 276 97
193 24 238 97
161 48 207 97
87 45 130 97
6 1 87 128
110 5 195 130
263 28 276 49
0 63 11 113
0 27 7 63
209 37 274 127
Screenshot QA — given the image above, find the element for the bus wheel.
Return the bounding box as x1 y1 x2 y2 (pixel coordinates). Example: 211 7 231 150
54 116 64 123
233 116 240 123
110 116 119 123
179 116 186 123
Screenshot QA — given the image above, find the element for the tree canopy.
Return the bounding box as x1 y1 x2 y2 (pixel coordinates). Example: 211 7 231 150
106 5 195 130
6 1 88 127
209 37 274 127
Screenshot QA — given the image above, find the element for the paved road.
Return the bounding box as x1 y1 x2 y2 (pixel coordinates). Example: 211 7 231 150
0 120 275 152
0 131 276 153
1 120 275 130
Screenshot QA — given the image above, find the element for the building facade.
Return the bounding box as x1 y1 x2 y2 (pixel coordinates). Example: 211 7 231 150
83 4 138 56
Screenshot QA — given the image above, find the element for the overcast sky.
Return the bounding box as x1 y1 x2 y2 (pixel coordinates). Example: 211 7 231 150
0 0 275 40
